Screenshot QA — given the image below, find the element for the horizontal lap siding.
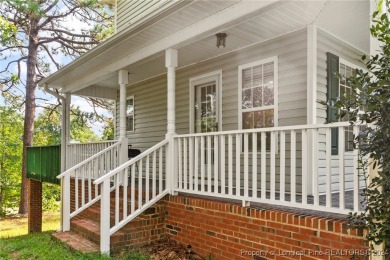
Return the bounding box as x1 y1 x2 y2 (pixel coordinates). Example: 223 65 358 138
316 29 366 193
116 0 167 32
119 29 307 151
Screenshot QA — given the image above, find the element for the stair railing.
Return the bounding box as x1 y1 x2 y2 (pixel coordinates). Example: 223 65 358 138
57 141 123 232
93 138 171 253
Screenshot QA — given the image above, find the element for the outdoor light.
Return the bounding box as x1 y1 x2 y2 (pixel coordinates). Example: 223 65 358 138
216 33 227 48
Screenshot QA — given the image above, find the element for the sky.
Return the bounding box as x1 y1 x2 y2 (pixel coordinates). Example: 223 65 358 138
0 4 113 138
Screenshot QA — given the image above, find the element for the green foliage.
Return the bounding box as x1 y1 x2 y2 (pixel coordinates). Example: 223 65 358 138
0 105 23 216
331 1 390 246
0 16 17 45
102 117 114 140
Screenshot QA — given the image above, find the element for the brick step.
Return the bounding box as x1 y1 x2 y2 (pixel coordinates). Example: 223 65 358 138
52 231 99 253
70 217 125 246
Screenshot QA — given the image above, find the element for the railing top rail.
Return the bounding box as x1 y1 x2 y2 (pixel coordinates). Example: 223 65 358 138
57 141 122 179
67 140 117 146
93 139 169 185
174 122 368 138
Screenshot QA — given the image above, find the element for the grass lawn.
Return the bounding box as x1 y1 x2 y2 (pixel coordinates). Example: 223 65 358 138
0 212 150 259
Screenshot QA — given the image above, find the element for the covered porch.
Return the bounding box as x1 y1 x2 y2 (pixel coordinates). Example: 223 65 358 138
40 0 373 254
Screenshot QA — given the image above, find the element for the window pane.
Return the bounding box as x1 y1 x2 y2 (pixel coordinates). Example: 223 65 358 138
201 87 206 102
253 65 262 86
263 62 274 85
263 82 274 106
242 68 252 89
126 98 134 131
242 89 252 109
242 112 254 129
253 86 262 108
254 110 264 128
340 63 346 85
264 109 274 127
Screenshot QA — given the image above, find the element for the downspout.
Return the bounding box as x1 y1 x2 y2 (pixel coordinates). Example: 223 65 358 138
44 84 68 232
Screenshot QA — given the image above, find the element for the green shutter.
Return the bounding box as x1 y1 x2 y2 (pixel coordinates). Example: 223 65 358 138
326 52 339 155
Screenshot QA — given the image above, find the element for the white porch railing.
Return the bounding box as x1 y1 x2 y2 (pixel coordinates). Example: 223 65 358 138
58 141 123 231
93 139 170 253
173 122 366 215
66 140 117 169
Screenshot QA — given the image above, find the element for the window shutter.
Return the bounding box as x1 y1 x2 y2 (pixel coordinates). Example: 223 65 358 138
326 52 339 155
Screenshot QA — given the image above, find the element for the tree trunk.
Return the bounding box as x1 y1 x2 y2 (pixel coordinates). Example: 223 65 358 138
19 24 39 215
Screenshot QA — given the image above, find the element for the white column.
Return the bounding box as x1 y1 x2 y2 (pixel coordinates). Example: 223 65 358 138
307 24 317 196
118 69 128 139
61 93 71 232
165 48 178 136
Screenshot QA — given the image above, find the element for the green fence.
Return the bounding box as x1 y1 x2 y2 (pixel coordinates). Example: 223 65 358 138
27 145 61 185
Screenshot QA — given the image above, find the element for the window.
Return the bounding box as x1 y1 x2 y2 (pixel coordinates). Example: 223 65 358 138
239 57 278 130
126 96 134 132
327 53 360 154
238 57 278 151
339 61 356 151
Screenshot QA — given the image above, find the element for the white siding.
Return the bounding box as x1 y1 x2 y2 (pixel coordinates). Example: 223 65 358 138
116 0 169 32
316 28 366 193
117 29 308 192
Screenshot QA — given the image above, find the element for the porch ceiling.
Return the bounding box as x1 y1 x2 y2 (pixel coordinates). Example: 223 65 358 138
42 0 369 97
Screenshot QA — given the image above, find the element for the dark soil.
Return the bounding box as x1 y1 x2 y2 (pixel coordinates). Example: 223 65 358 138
140 238 204 260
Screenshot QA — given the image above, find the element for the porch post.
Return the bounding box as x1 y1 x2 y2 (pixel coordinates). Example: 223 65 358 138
306 24 317 196
61 93 71 232
118 70 129 185
165 49 178 194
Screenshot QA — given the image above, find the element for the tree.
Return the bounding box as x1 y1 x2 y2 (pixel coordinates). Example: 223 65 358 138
0 0 113 214
0 105 23 216
332 1 390 247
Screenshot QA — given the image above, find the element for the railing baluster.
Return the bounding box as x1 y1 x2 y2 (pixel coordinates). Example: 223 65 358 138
189 137 194 190
123 168 128 220
280 131 285 202
88 162 92 202
115 174 119 225
326 128 332 207
220 135 226 195
152 151 157 198
183 138 187 190
353 125 359 211
312 129 319 206
201 136 205 192
194 137 199 191
207 135 212 193
261 132 266 199
75 170 79 210
178 138 182 189
270 131 276 201
159 147 163 194
228 134 233 195
214 135 219 194
131 164 135 213
252 133 257 199
244 133 249 198
236 133 241 196
339 126 345 210
139 159 143 209
81 165 85 207
302 129 308 205
146 155 150 203
291 130 296 203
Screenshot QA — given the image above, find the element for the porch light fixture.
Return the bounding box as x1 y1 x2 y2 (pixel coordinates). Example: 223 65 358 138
216 33 227 48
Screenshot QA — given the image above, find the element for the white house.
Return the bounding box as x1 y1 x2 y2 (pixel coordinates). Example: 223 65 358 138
41 0 377 257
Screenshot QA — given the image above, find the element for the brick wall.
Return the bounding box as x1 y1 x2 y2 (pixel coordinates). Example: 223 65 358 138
164 195 368 260
28 179 42 233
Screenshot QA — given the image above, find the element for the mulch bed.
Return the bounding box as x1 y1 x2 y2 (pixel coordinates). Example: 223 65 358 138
140 238 204 260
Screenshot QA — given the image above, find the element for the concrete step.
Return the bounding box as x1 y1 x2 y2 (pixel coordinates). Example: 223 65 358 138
52 231 99 254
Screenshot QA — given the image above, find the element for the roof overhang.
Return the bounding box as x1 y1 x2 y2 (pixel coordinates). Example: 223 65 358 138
41 0 370 98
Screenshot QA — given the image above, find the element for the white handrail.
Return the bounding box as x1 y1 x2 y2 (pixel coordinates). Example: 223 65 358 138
67 140 117 146
58 141 121 179
173 122 365 138
93 139 169 185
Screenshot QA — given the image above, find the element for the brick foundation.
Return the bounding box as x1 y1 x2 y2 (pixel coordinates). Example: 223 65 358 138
67 178 369 259
164 195 368 260
28 179 42 233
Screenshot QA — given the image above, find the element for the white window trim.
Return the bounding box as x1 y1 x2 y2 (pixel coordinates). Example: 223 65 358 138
126 95 135 133
189 70 223 133
238 56 278 130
